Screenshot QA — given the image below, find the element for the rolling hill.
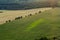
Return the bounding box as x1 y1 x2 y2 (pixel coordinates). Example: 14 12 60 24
0 8 51 24
0 8 60 40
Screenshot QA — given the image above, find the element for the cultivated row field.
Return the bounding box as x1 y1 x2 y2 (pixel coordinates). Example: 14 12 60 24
0 8 52 24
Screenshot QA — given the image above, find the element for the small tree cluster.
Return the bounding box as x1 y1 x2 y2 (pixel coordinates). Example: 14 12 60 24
35 11 41 15
15 16 23 20
6 20 11 23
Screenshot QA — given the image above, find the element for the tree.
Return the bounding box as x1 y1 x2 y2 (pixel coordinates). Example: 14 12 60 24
8 20 11 22
39 11 41 13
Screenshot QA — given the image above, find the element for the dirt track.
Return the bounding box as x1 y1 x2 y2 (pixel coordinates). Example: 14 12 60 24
0 8 52 24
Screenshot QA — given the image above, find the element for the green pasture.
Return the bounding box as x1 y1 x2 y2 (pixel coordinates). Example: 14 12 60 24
0 8 60 40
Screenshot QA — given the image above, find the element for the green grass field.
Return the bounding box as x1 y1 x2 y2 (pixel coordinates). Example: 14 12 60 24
0 8 60 40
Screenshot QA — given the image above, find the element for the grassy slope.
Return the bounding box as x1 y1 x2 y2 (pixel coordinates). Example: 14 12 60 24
0 8 60 40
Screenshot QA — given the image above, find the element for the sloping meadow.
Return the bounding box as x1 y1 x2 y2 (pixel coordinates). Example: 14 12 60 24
0 8 60 40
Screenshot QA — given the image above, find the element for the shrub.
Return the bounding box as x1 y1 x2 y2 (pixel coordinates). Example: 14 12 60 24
35 37 49 40
8 20 11 22
52 37 57 40
6 21 8 23
28 14 32 17
25 15 27 17
39 11 41 13
15 17 21 20
28 14 32 16
35 13 37 15
15 16 23 20
29 14 32 16
39 37 49 40
20 16 23 19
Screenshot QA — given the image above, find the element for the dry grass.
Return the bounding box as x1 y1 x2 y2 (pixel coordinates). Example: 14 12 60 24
0 8 52 24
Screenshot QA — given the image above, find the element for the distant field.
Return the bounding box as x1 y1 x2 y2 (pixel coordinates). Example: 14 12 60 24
0 8 60 40
0 8 51 24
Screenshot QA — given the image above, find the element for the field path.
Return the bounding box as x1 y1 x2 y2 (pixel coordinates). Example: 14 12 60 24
0 8 52 24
